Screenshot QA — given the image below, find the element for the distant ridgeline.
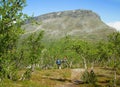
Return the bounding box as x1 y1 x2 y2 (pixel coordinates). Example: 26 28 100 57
22 9 116 41
35 9 100 20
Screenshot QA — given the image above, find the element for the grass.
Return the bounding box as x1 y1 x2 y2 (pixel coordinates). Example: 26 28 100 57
0 67 120 87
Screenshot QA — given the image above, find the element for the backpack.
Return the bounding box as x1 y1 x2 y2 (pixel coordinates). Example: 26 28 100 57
56 59 61 65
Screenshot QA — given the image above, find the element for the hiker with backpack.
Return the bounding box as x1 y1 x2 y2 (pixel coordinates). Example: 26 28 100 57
56 59 61 69
62 56 68 68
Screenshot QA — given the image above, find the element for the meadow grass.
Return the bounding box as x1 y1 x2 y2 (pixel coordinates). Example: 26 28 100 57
0 68 120 87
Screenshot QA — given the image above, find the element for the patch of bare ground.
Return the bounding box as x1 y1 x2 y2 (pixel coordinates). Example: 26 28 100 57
54 67 120 87
55 83 79 87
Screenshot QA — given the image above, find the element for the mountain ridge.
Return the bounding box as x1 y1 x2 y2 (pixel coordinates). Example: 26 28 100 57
35 9 101 21
23 9 116 41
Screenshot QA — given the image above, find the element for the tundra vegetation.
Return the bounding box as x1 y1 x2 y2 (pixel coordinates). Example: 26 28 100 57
0 0 120 87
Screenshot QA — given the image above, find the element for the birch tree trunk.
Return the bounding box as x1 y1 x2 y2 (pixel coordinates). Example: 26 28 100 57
82 56 87 70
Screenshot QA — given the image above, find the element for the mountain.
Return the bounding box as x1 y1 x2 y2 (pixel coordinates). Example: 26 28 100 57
22 9 116 41
107 21 120 31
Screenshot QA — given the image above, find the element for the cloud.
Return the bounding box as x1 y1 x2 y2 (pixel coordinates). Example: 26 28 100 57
107 21 120 31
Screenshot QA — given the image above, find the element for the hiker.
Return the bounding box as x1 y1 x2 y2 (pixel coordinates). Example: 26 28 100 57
56 59 61 69
62 56 68 68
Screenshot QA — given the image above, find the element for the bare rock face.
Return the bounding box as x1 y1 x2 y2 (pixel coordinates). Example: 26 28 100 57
23 9 116 41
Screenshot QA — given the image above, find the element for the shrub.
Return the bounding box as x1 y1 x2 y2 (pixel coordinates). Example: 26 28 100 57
81 70 97 85
22 69 32 80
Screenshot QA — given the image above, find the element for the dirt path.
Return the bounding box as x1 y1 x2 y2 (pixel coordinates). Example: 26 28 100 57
54 68 85 87
55 83 78 87
71 68 85 80
23 26 43 35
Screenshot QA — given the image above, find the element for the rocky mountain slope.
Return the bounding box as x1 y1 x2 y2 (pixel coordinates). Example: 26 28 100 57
22 9 116 41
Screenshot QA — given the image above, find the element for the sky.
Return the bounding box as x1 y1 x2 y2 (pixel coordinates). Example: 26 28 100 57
23 0 120 23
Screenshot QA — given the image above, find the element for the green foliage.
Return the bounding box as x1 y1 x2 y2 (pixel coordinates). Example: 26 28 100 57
90 32 120 68
81 70 90 83
10 70 19 81
24 31 44 66
0 0 26 80
22 69 32 80
0 0 26 53
43 36 81 68
39 32 120 69
89 70 97 84
81 70 97 85
97 42 112 64
71 40 98 68
108 32 120 57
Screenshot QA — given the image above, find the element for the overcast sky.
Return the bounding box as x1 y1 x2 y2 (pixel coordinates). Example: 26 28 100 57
23 0 120 23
